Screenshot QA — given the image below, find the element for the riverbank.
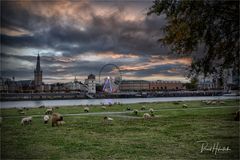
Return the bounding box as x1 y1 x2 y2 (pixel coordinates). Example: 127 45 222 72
0 90 227 101
1 100 239 159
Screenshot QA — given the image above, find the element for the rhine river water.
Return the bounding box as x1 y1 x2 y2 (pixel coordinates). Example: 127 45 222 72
0 96 239 109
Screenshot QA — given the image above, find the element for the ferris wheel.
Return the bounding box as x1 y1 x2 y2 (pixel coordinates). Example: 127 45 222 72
99 64 122 93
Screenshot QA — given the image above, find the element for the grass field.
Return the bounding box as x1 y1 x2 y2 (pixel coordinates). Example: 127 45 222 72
1 100 239 159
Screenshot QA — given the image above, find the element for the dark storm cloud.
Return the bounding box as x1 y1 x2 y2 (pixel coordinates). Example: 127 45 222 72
1 1 168 56
0 1 190 82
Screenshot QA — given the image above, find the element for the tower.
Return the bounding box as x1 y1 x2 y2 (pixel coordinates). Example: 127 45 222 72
34 54 43 91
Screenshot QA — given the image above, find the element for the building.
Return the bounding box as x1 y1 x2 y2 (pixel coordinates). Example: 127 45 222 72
63 76 88 93
34 54 43 92
197 75 218 90
149 80 184 91
84 74 96 93
119 80 149 91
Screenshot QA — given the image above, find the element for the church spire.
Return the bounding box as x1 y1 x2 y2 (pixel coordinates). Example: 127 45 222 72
36 53 41 72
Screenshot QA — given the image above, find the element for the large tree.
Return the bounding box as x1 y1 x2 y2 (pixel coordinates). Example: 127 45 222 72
148 0 239 77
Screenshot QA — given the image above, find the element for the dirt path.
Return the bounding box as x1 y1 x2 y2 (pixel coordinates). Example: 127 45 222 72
2 105 238 119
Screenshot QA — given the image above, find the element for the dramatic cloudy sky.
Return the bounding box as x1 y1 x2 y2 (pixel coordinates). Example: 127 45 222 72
1 0 191 84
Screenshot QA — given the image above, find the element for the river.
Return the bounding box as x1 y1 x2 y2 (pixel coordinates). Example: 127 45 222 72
0 96 239 109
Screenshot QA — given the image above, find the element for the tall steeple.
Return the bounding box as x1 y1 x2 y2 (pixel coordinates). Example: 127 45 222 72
36 53 41 72
34 53 43 91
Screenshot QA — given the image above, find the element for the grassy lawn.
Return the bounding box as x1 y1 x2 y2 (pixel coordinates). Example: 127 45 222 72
1 100 239 159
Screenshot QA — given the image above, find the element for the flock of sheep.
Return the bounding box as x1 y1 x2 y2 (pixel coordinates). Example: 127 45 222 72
18 100 240 126
21 108 65 127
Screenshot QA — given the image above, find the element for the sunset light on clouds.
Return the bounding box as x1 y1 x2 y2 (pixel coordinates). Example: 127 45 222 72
1 0 192 83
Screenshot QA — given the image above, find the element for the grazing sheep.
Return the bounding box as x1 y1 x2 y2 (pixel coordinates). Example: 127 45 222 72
141 106 146 110
45 108 53 115
182 104 188 108
19 111 26 115
84 107 90 112
149 108 154 113
43 115 50 124
126 107 131 111
51 113 63 127
211 101 217 105
57 121 66 125
133 109 138 115
219 101 225 104
143 113 151 119
234 110 240 121
101 106 106 110
21 116 32 126
205 101 211 105
104 116 113 121
103 116 113 124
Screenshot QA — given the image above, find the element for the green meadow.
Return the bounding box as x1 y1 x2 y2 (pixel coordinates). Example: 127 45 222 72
1 100 239 160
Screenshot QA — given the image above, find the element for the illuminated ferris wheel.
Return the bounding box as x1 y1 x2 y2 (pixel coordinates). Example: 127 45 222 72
99 64 122 93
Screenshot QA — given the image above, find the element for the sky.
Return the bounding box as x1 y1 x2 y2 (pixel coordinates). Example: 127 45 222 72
1 0 192 84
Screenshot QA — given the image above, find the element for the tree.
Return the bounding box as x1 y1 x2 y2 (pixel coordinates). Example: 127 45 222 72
148 0 239 77
185 77 198 90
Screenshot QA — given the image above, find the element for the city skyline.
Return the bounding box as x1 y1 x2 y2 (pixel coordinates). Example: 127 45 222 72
1 1 192 83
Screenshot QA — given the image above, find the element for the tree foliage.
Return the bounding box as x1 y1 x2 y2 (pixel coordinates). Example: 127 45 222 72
148 0 239 77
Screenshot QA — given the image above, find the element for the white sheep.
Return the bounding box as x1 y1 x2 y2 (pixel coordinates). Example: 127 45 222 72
43 115 50 124
143 113 151 119
182 104 188 108
21 116 32 125
101 106 106 110
141 105 146 110
103 116 114 124
84 107 90 112
45 108 53 115
149 108 154 113
133 109 138 115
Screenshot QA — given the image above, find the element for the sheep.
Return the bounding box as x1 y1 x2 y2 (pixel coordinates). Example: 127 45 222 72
45 108 53 115
126 107 131 111
143 113 151 119
211 101 217 105
133 109 138 115
43 115 50 124
104 116 113 121
234 110 239 121
141 106 146 110
149 108 154 113
101 106 106 110
103 116 113 124
182 104 188 108
21 116 32 126
84 107 90 112
51 113 63 127
19 111 26 115
57 121 66 126
219 101 225 104
205 101 211 105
